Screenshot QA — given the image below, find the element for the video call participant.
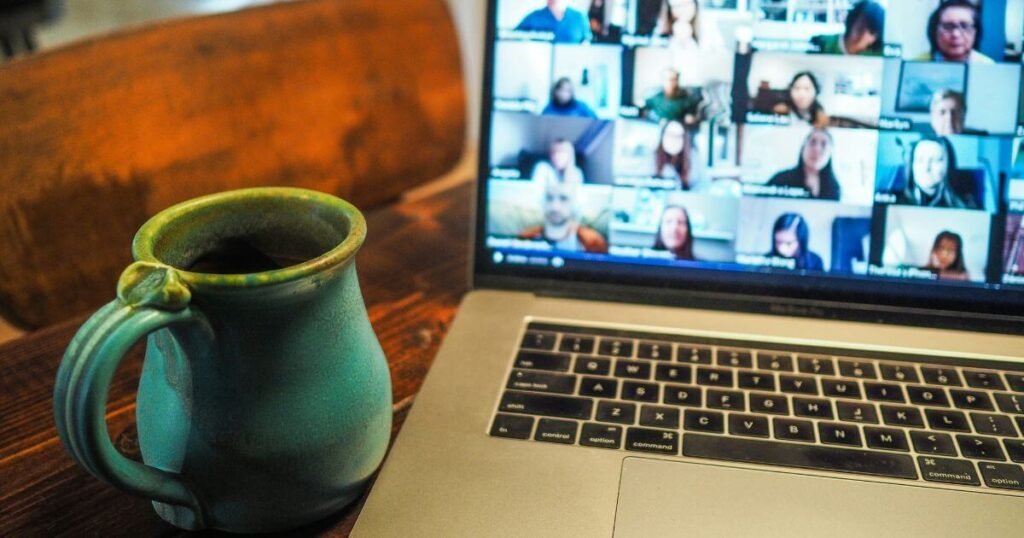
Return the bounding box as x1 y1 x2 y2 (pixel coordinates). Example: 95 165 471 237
655 120 695 189
769 213 825 271
917 0 993 64
588 0 620 42
543 78 598 118
518 163 608 253
922 231 970 281
928 89 977 136
644 68 701 124
772 72 828 128
653 205 695 260
896 137 978 209
652 0 725 51
516 0 593 43
531 139 586 186
767 128 841 201
811 1 885 56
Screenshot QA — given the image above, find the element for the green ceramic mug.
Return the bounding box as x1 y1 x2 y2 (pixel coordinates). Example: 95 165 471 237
53 188 392 533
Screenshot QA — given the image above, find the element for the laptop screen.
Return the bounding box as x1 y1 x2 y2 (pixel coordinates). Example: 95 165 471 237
476 0 1024 317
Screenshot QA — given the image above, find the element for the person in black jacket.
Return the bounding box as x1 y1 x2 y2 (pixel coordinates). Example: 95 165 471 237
767 128 841 201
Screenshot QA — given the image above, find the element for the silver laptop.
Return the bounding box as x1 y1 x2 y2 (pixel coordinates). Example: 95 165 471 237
354 1 1024 535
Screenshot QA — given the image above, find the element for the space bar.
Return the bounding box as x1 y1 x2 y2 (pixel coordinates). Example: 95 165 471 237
683 434 919 480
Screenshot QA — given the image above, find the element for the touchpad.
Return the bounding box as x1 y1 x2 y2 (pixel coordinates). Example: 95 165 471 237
613 458 1021 537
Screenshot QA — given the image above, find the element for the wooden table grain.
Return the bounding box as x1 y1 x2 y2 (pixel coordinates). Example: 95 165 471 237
0 182 473 537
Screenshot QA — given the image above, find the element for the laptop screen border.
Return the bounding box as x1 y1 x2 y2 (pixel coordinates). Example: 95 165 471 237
471 0 1024 332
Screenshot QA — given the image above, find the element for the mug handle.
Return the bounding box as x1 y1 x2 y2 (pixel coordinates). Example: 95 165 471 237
54 262 209 526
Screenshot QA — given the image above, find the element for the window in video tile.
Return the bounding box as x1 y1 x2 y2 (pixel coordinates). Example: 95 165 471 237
607 187 741 262
873 205 992 283
734 197 873 274
874 132 1011 213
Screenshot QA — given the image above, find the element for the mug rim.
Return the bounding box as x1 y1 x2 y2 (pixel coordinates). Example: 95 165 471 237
133 187 366 289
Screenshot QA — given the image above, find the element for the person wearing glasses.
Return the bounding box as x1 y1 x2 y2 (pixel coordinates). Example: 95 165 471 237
915 0 993 64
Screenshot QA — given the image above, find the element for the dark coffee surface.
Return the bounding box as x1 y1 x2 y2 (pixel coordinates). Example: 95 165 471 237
187 237 311 275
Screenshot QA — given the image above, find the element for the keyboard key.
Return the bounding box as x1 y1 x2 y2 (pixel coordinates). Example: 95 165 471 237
664 385 702 407
1003 439 1024 463
684 434 917 479
574 356 611 376
865 427 909 452
921 367 962 387
599 338 634 357
580 423 622 449
837 402 878 424
696 367 733 388
880 405 924 428
578 377 618 398
559 335 595 354
640 405 681 429
521 331 556 351
822 379 862 400
614 360 651 380
684 410 725 433
500 391 593 420
963 371 1006 391
1006 374 1024 393
925 409 970 432
995 393 1024 415
757 352 794 372
596 401 636 425
950 389 993 411
638 341 674 361
979 462 1024 491
515 351 572 372
864 382 905 403
729 414 770 438
750 393 789 415
774 418 815 443
798 356 835 376
880 364 920 383
707 389 745 411
970 413 1018 437
818 422 862 447
655 363 692 383
534 418 578 445
793 397 833 419
957 435 1006 461
738 371 776 391
779 375 818 395
910 431 957 456
490 414 534 440
625 427 679 455
717 348 753 368
906 386 950 407
838 360 877 380
918 456 979 486
621 382 659 403
677 344 713 364
507 370 576 395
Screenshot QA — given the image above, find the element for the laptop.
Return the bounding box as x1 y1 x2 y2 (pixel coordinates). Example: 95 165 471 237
353 1 1024 535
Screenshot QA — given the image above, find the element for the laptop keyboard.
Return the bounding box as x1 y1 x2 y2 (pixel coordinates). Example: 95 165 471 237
489 322 1024 494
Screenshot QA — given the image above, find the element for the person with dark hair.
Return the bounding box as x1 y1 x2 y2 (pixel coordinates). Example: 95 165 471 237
916 0 993 63
655 120 693 188
543 78 597 118
811 1 885 56
896 137 978 209
922 231 969 281
651 0 725 51
772 72 828 128
516 0 593 43
653 205 696 260
768 213 824 271
767 129 841 201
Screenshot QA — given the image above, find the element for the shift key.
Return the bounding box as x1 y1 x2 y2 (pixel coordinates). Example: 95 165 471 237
500 391 593 420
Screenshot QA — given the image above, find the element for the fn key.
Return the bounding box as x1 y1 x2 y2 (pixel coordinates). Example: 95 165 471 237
490 414 534 440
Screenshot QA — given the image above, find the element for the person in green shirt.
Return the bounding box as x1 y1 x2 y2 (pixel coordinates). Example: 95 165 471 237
643 68 701 125
811 1 885 56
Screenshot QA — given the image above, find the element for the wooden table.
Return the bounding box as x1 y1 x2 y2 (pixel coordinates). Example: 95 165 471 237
0 182 473 537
